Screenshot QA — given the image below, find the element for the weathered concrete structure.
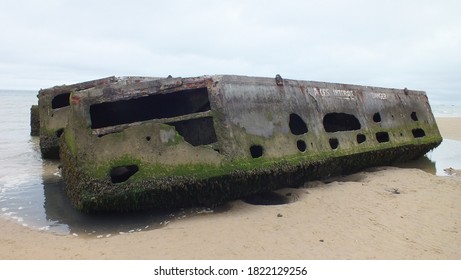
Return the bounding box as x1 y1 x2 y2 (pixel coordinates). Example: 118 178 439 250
30 105 40 136
59 75 442 212
35 76 156 158
36 77 117 158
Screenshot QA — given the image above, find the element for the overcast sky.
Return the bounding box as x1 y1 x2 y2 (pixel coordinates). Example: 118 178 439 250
1 0 460 104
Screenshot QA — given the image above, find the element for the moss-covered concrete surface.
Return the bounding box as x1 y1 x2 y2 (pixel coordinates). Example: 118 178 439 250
60 134 440 212
35 76 156 159
57 75 443 212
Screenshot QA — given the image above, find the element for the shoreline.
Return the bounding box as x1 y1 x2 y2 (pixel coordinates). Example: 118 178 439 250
1 117 460 259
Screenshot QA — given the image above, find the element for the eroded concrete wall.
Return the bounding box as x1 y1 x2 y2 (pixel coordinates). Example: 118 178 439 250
30 105 40 136
59 75 442 212
36 76 160 159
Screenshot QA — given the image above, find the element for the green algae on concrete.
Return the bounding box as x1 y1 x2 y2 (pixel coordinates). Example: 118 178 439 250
59 75 443 212
36 77 118 159
34 76 159 159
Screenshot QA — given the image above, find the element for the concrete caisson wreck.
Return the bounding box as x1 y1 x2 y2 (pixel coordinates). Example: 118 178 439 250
36 77 118 158
59 75 442 212
34 76 157 158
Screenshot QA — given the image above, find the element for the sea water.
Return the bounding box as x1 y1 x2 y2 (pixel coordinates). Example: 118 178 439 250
0 90 227 235
0 89 460 235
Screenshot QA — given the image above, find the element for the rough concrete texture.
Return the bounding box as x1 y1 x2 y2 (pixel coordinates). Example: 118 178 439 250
30 105 40 136
59 75 442 212
36 76 159 159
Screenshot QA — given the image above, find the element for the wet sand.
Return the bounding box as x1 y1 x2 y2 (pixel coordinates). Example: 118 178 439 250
1 118 460 259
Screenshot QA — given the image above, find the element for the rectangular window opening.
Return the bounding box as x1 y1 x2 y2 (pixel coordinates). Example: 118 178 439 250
167 117 217 146
90 88 211 129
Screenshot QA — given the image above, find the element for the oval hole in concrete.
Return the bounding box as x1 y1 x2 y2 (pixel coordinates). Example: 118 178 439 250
356 133 366 144
323 112 361 132
51 92 71 109
329 138 339 149
412 128 426 138
289 113 308 135
110 165 139 183
297 140 307 152
373 112 381 123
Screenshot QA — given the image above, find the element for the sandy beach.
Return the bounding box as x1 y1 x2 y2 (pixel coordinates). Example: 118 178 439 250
1 118 460 260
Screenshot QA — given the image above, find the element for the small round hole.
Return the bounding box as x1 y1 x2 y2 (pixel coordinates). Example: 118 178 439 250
250 145 263 158
356 134 366 144
373 112 381 123
297 140 307 152
110 165 139 183
146 136 151 141
329 138 339 149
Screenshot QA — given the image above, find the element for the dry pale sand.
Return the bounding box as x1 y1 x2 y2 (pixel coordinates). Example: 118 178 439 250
434 117 461 142
1 118 460 260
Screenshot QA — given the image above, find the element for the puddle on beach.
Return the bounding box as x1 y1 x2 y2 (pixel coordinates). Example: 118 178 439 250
395 139 461 176
1 137 460 237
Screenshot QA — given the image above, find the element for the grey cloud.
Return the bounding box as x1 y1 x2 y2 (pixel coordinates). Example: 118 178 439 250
1 0 460 104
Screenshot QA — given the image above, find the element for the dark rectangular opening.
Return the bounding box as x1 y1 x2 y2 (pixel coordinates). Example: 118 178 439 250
376 131 390 143
51 92 71 109
412 128 425 138
90 88 211 129
250 145 263 158
167 117 217 146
